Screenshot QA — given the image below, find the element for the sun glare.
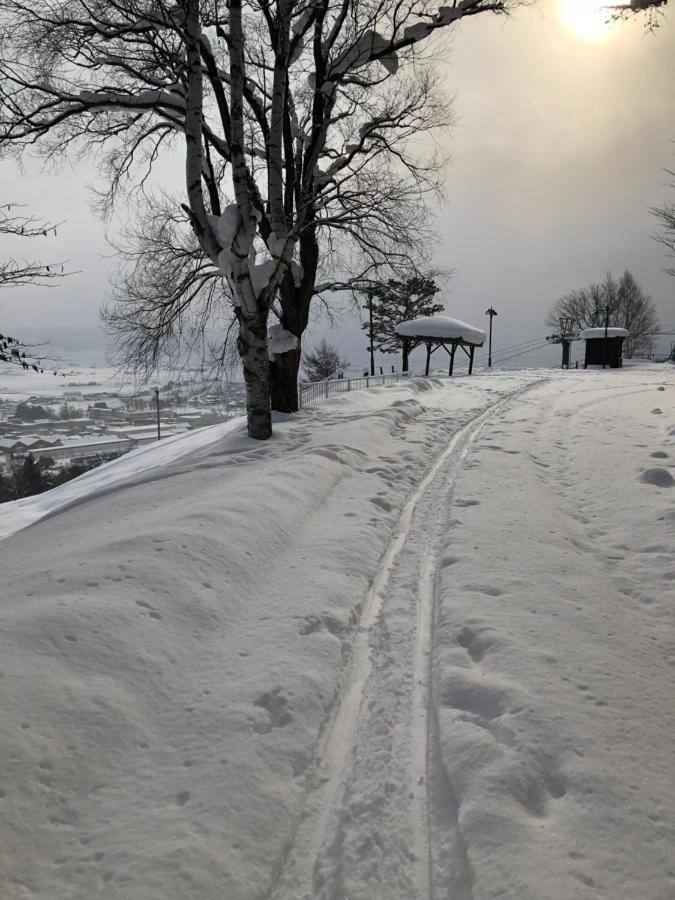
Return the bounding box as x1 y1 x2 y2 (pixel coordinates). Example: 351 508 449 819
560 0 613 40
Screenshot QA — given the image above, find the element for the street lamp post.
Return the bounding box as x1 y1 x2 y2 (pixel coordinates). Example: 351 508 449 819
602 305 610 369
368 291 375 376
485 306 498 367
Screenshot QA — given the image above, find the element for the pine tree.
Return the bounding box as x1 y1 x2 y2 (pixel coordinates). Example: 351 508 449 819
10 453 45 499
361 276 444 373
0 470 14 503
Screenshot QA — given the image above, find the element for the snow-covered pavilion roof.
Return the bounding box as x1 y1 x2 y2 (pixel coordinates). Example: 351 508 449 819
395 316 486 346
579 327 629 340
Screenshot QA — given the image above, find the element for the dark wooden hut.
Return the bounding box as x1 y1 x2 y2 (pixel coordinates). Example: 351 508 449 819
580 328 629 369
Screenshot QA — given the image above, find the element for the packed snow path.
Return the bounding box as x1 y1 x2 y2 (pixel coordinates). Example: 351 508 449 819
0 367 673 900
268 384 540 900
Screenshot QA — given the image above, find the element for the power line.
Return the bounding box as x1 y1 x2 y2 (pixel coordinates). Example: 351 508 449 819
477 338 543 357
485 341 553 365
474 336 550 363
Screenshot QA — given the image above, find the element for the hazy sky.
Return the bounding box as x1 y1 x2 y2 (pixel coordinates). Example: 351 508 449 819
0 0 673 371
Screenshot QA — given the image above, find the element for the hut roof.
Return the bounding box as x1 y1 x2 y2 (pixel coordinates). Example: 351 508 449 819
395 316 486 346
579 327 629 340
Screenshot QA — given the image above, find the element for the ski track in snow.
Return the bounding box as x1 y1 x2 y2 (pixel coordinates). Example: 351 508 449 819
1 366 674 900
268 383 539 900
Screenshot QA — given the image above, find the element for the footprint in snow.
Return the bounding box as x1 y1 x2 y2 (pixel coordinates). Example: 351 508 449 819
253 687 292 731
639 467 674 488
456 625 494 663
463 583 503 597
369 496 392 512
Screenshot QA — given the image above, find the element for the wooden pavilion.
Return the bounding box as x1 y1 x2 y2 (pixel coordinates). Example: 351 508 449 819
395 316 486 376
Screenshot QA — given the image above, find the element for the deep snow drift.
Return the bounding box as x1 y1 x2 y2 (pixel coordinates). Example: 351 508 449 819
0 366 673 900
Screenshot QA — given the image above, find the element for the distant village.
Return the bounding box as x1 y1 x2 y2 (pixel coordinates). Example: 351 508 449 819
0 378 246 477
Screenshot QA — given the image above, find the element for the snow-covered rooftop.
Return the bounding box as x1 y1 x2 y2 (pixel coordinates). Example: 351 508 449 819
579 327 629 340
395 315 486 346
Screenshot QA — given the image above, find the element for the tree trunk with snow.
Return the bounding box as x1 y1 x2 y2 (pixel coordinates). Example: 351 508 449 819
270 345 301 413
269 265 315 412
402 339 410 375
238 310 272 440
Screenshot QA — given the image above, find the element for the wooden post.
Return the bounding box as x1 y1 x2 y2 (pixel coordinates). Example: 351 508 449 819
468 345 475 375
402 337 410 374
449 343 457 376
425 341 432 376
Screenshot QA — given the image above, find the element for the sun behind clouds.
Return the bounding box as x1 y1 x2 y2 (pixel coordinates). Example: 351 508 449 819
559 0 614 40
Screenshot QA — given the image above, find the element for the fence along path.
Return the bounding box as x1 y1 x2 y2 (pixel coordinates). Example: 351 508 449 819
298 371 411 408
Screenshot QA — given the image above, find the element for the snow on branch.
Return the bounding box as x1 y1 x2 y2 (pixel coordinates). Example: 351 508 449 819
0 0 522 431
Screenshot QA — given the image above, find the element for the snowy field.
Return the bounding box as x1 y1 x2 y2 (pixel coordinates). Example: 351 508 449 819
0 364 673 900
0 367 127 401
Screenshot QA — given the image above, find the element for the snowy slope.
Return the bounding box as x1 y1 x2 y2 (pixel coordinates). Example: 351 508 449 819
0 417 246 541
0 366 673 900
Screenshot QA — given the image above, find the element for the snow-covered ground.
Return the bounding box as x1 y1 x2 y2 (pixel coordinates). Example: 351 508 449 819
0 364 673 900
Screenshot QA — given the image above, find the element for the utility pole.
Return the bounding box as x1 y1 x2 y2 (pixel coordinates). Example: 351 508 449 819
154 387 161 440
602 305 610 369
485 306 498 367
368 291 375 376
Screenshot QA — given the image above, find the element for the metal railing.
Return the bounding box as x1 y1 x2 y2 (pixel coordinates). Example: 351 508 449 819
298 371 411 408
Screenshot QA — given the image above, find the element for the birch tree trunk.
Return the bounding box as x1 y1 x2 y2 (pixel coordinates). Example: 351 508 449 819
229 0 273 438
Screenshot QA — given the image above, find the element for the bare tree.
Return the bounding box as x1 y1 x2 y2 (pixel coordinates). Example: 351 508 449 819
652 170 675 277
302 338 348 381
0 0 520 439
0 202 72 372
604 1 668 29
0 202 65 288
102 194 239 379
547 270 660 357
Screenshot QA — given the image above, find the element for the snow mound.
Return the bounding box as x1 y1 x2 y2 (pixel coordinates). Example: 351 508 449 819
395 315 486 345
0 416 246 541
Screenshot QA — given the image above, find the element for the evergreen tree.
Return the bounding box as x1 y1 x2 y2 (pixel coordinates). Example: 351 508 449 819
51 462 90 487
0 470 13 503
10 453 45 499
361 276 444 372
13 401 53 422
